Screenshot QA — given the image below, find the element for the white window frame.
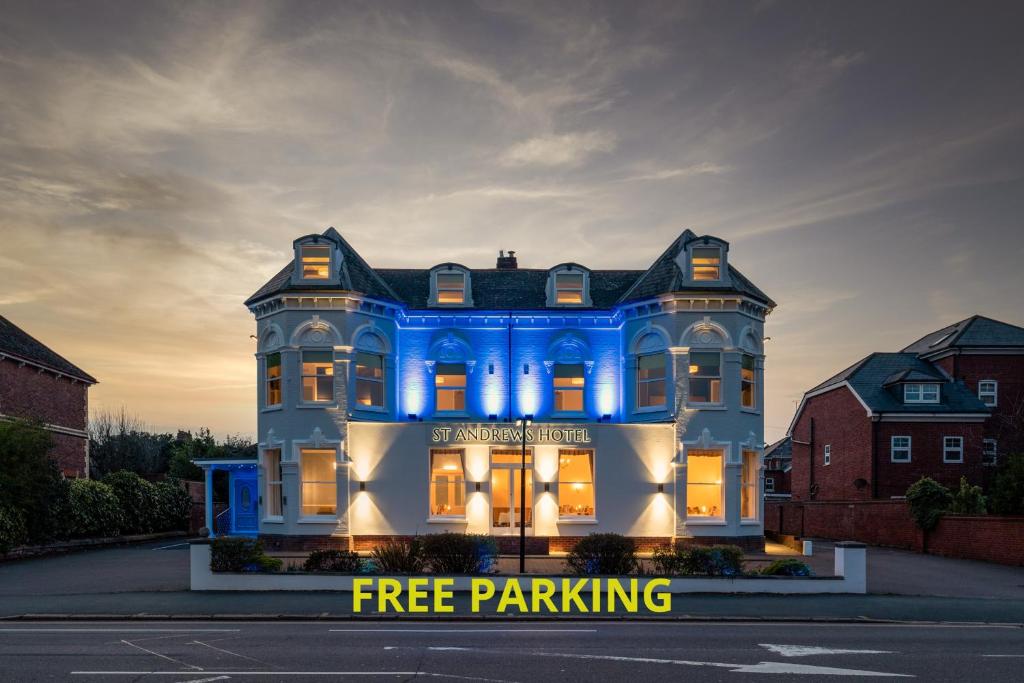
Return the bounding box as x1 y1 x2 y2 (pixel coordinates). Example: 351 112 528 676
891 435 912 463
740 353 756 410
691 245 722 281
978 380 998 407
264 352 282 408
635 352 668 410
354 351 385 410
557 448 596 521
765 477 775 494
943 436 964 463
429 448 467 520
299 447 338 520
262 448 283 521
436 272 466 304
553 362 586 415
434 362 467 414
687 351 722 406
554 271 585 305
983 439 998 466
300 349 335 404
429 266 473 306
740 449 759 521
823 444 831 466
903 383 940 403
298 243 332 281
684 447 726 521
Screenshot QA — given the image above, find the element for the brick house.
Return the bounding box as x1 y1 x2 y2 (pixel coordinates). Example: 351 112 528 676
788 316 1024 502
0 315 97 477
763 436 791 498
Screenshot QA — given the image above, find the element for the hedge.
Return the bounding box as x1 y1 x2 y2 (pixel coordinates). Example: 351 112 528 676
66 479 124 539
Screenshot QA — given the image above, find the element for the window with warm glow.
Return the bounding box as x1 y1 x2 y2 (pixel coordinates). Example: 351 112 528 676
300 448 336 517
904 383 939 403
741 353 756 409
637 353 667 409
435 362 466 411
430 449 466 517
691 246 721 280
686 449 723 518
555 272 585 304
355 352 384 408
301 350 334 403
688 352 721 404
741 449 758 519
943 436 963 463
436 272 466 304
264 449 282 518
300 244 331 279
265 352 282 407
558 449 594 518
979 380 998 406
554 363 585 412
891 436 911 463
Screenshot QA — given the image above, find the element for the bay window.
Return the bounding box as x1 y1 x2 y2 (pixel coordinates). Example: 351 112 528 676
686 449 723 518
741 450 759 520
301 350 334 403
430 449 466 517
636 353 667 409
741 353 756 409
265 352 282 407
688 352 721 404
435 362 466 412
263 448 282 518
558 449 595 519
554 363 585 413
355 352 384 408
300 448 337 517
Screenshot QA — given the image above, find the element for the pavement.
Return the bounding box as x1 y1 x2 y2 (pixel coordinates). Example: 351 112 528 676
2 539 1023 624
2 620 1023 681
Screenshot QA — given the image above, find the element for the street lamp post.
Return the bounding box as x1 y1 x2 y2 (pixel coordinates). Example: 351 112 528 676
515 415 532 574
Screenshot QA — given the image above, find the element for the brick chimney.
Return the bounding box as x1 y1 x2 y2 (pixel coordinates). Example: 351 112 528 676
496 250 518 269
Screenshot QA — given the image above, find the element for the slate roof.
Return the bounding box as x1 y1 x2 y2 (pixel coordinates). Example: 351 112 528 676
901 315 1024 355
764 436 792 461
0 314 96 383
807 352 987 415
246 227 775 311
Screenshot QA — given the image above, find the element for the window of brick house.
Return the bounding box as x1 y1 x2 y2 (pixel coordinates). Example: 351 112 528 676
978 380 998 407
943 436 964 463
983 439 998 466
823 444 831 466
904 383 939 403
891 436 911 463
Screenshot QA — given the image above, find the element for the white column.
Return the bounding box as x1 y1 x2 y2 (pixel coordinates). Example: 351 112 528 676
834 541 867 593
204 466 214 537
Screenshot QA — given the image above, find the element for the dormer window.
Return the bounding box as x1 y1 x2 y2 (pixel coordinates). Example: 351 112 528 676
692 246 722 281
436 272 466 304
904 383 939 403
300 245 331 280
555 272 585 304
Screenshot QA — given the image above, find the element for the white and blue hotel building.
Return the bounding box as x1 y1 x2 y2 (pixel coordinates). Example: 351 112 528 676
198 227 775 552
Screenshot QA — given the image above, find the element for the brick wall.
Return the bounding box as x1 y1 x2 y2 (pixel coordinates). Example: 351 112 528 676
0 360 90 477
874 421 985 498
765 500 1024 566
791 386 873 501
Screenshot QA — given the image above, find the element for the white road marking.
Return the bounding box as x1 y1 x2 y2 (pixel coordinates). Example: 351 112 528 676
71 673 463 677
176 677 230 683
982 654 1024 657
329 628 596 633
152 542 190 550
0 628 238 633
424 646 913 677
191 640 268 666
120 639 203 671
759 644 894 657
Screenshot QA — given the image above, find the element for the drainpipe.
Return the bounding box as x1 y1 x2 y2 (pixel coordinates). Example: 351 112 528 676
808 417 815 501
507 312 513 422
870 418 879 499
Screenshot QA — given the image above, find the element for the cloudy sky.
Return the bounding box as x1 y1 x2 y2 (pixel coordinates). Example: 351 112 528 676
2 1 1022 442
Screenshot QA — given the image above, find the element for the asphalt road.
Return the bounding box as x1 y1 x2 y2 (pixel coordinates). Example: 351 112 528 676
1 620 1022 681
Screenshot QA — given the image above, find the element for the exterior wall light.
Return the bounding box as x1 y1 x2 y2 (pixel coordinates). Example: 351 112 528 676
407 413 417 421
601 413 612 422
488 413 498 421
359 481 366 492
657 483 665 494
475 482 482 492
543 482 551 493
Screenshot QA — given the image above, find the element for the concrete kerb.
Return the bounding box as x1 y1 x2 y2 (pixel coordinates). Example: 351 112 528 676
189 541 868 594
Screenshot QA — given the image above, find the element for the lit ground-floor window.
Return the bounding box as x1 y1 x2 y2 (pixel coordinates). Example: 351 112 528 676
264 448 282 517
741 449 758 519
430 449 466 517
300 448 337 517
687 448 723 518
558 448 595 518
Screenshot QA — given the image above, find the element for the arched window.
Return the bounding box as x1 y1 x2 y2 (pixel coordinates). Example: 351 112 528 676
353 329 390 410
633 332 668 410
546 264 592 307
429 264 473 307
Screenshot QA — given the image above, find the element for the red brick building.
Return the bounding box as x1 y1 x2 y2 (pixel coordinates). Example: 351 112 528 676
788 316 1024 502
763 436 792 498
0 315 97 477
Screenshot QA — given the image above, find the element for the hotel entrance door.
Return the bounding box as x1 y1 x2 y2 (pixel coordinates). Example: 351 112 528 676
490 449 533 534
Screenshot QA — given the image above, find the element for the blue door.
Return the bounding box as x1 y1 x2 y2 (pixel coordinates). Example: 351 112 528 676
232 472 259 534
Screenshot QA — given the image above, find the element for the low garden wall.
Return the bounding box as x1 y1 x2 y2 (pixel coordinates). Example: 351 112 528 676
189 541 867 594
765 500 1024 566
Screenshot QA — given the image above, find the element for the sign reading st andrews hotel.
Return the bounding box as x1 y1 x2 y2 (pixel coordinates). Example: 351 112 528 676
196 226 774 596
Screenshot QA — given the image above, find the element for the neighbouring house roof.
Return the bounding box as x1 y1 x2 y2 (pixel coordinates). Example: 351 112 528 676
805 352 988 415
0 314 96 383
245 227 775 311
881 368 946 386
901 315 1024 355
764 436 792 461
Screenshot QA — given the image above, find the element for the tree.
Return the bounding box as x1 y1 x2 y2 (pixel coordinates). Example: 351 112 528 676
990 452 1024 515
906 477 952 532
950 476 986 515
88 408 172 477
0 419 70 543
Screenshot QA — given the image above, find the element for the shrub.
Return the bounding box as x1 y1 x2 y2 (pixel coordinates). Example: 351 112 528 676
372 537 425 573
950 476 987 515
152 480 192 532
651 545 686 575
0 503 28 554
760 558 812 577
303 549 363 573
990 453 1024 515
565 533 638 575
421 533 498 574
0 419 69 543
210 537 280 572
103 471 157 534
66 479 123 538
906 477 952 531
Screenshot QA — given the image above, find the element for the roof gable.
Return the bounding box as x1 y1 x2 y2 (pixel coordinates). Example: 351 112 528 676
0 315 96 383
901 315 1024 355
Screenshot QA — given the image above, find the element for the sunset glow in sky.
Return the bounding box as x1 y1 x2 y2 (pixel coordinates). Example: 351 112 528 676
2 1 1022 442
